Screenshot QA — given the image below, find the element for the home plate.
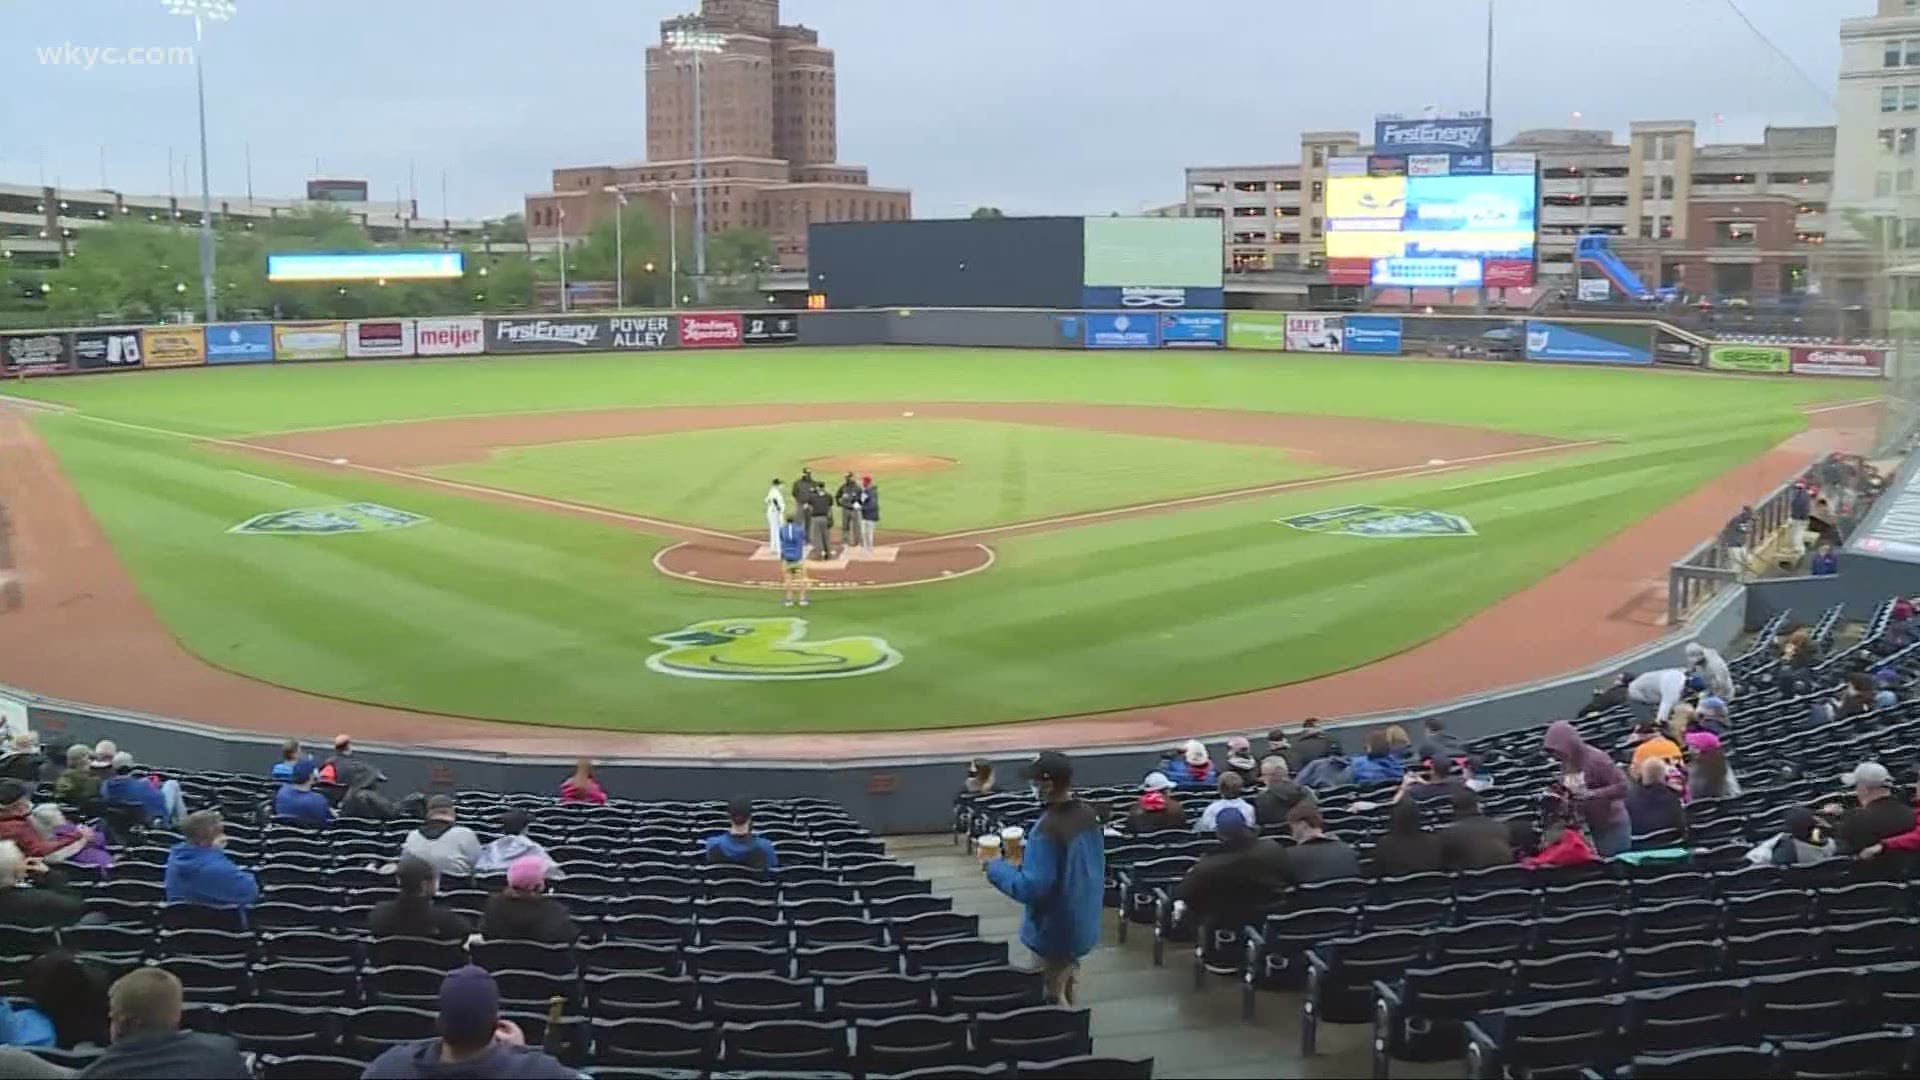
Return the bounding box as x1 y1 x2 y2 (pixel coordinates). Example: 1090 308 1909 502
331 457 349 465
748 544 898 566
1427 458 1448 466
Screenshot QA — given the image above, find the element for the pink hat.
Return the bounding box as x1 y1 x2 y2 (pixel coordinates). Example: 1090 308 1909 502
1683 730 1722 753
506 855 548 891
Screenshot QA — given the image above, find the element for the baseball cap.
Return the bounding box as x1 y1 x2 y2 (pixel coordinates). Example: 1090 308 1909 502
1266 728 1289 745
1877 667 1902 687
1844 761 1893 788
1682 730 1721 753
290 759 316 783
1023 751 1073 785
111 751 134 773
0 780 27 806
506 855 548 891
1698 696 1728 715
436 966 500 1044
1141 771 1174 792
1214 806 1251 836
1685 673 1706 692
425 794 456 815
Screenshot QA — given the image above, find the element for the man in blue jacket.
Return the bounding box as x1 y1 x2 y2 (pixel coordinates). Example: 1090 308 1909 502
272 759 334 826
164 811 259 922
985 751 1104 1006
703 798 779 873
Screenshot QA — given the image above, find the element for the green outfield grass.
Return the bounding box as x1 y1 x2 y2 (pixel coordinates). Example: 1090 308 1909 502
5 348 1867 733
433 418 1330 534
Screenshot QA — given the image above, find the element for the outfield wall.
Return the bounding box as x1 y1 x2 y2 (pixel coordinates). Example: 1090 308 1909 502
0 309 1888 381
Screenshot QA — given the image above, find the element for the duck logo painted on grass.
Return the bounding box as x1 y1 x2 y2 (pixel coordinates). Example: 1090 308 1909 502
1280 504 1476 538
645 618 903 681
230 503 428 535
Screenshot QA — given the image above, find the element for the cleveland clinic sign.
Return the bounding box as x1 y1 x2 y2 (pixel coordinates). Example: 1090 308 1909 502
1373 115 1493 156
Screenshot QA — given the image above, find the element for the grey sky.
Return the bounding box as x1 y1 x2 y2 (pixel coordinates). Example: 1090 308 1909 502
5 0 1867 221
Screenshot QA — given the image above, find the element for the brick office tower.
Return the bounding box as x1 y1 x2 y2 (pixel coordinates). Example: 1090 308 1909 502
526 0 911 275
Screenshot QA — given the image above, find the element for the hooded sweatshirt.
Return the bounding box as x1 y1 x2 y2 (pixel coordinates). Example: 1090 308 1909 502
1685 644 1735 701
361 1038 580 1079
403 819 484 880
1542 720 1629 836
1627 670 1689 725
703 832 778 871
163 841 259 913
476 834 559 877
986 798 1104 963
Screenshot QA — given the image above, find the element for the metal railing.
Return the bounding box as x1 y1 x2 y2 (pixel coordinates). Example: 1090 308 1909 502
1665 467 1806 625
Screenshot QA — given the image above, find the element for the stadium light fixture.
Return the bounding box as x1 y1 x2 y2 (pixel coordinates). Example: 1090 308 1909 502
665 27 725 305
163 0 235 324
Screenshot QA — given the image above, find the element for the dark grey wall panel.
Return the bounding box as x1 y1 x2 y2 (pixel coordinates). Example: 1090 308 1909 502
796 310 888 347
809 219 1085 310
886 309 1076 349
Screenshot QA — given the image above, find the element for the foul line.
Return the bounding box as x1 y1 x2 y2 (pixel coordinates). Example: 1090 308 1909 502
903 438 1612 546
226 470 295 489
1803 398 1884 416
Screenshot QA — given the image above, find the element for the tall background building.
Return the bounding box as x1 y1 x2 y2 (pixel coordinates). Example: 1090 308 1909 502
525 0 909 273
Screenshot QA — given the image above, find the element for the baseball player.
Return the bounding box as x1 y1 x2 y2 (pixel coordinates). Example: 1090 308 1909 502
764 478 787 551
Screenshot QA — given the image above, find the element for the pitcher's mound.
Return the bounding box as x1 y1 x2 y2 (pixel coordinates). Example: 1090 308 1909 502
807 452 955 475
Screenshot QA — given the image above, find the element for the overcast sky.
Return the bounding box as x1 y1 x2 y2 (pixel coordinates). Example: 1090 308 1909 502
4 0 1869 221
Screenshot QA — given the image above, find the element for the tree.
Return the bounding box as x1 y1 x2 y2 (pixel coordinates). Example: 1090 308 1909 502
970 207 1005 219
703 227 774 302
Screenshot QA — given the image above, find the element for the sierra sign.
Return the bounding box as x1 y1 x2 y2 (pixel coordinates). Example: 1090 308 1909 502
679 313 743 348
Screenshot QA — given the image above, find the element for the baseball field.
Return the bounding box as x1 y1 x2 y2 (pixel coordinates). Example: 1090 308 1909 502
0 346 1866 733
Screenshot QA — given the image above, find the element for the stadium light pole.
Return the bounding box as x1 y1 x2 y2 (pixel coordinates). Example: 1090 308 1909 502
605 186 627 308
164 0 233 324
666 27 724 306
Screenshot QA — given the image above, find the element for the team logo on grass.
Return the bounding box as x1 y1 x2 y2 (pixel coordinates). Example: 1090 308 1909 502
1280 504 1476 538
645 618 902 681
230 503 429 535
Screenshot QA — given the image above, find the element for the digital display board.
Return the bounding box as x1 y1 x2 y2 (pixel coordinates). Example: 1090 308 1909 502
266 251 465 283
1326 171 1536 288
1082 218 1223 288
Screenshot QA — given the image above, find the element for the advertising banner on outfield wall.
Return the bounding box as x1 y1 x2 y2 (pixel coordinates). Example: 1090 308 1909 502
274 321 349 361
204 323 275 364
1706 344 1790 374
1342 315 1404 355
1083 313 1158 348
415 317 485 356
487 316 609 353
1081 285 1227 310
347 319 416 358
71 329 144 371
607 314 676 350
1 332 72 374
1791 346 1885 377
1285 313 1344 353
1523 319 1653 365
140 327 206 368
1225 312 1287 350
679 313 743 348
1157 311 1224 348
743 313 798 344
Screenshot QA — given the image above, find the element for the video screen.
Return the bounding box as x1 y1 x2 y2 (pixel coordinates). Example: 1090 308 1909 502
267 251 466 283
1325 172 1536 287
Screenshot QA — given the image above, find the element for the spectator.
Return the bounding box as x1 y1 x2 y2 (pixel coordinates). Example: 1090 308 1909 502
1125 773 1187 834
1875 667 1902 711
1720 504 1754 568
703 798 779 871
558 758 606 805
1369 799 1443 876
1807 496 1840 547
1789 480 1812 542
1775 629 1820 695
1683 731 1740 800
1438 789 1514 870
1194 772 1255 833
1810 544 1839 576
23 951 107 1050
1748 807 1835 867
74 968 249 1079
1412 717 1464 766
1625 758 1687 837
271 760 333 826
1542 720 1632 857
1520 822 1600 870
1834 672 1878 722
478 857 577 944
1626 668 1694 729
1252 756 1311 826
163 811 258 918
1383 724 1412 759
1175 807 1288 931
1223 737 1259 783
962 759 996 795
1825 761 1915 855
476 809 558 878
318 735 384 791
1684 641 1735 701
0 840 84 929
369 857 472 941
100 753 186 827
0 782 89 864
1577 672 1632 720
0 992 55 1053
1399 755 1464 802
1292 717 1340 767
1262 728 1293 770
1279 803 1360 884
1693 696 1730 736
51 745 99 805
28 807 110 871
1628 720 1683 771
1349 729 1406 786
402 796 483 881
268 739 309 782
984 751 1104 1007
361 965 578 1079
1163 740 1215 786
0 732 45 782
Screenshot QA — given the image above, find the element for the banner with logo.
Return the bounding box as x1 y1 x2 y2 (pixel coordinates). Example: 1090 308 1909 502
743 313 798 344
1285 313 1344 353
1706 344 1790 374
1342 315 1403 356
1576 278 1612 302
1083 313 1158 349
415 317 485 356
70 329 144 371
1791 346 1885 378
1373 115 1492 156
140 327 206 368
1523 320 1653 365
607 314 676 351
679 313 743 349
1225 312 1287 351
487 316 609 354
1 332 72 374
347 319 416 358
274 321 349 361
1158 311 1224 348
1081 285 1226 310
204 323 275 364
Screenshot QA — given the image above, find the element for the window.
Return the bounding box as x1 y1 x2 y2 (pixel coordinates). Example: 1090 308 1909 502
1278 232 1300 245
1232 180 1267 193
1902 170 1916 193
1310 147 1325 167
1658 215 1673 239
1907 85 1920 110
1906 218 1920 248
1887 86 1903 112
1659 176 1674 198
1879 171 1896 196
1276 206 1301 217
1882 127 1899 153
1309 216 1322 237
1640 177 1655 199
1716 221 1757 245
1904 128 1918 156
1232 206 1265 217
1887 39 1905 67
1661 135 1677 160
1640 215 1654 239
1309 180 1323 201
